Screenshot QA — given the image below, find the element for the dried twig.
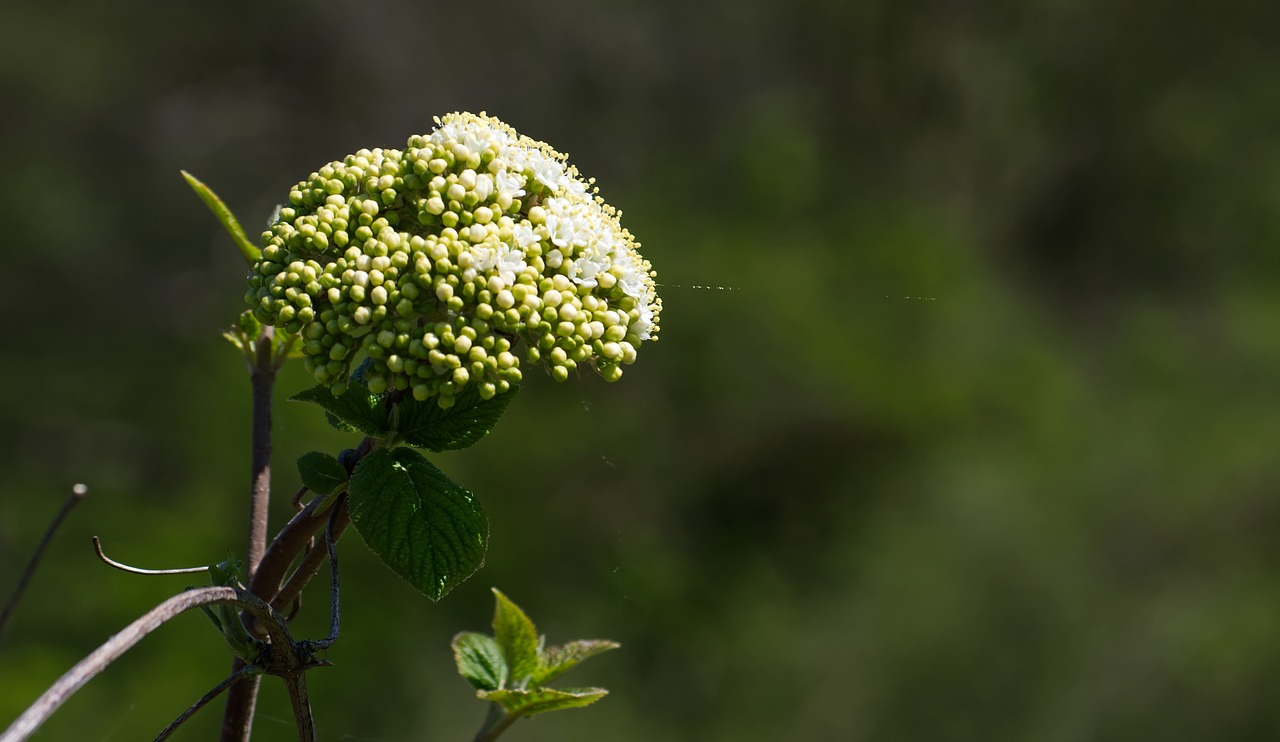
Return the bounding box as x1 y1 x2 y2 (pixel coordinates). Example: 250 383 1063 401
155 665 257 741
0 484 88 639
1 586 294 742
92 537 208 576
290 485 309 512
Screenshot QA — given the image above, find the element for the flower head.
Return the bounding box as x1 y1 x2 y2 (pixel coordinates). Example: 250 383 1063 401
247 112 661 406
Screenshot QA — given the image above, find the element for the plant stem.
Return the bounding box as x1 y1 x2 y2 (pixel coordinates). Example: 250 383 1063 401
0 485 87 640
473 707 521 742
249 437 371 607
156 665 255 741
247 325 275 583
282 673 317 742
219 667 260 742
269 507 349 616
222 326 276 742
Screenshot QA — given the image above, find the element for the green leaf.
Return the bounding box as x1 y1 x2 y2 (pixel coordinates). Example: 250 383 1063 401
222 311 263 366
203 559 260 662
291 384 390 438
452 632 507 691
492 588 540 685
395 386 519 451
534 640 621 685
347 447 487 601
207 557 245 588
478 687 609 717
181 170 261 264
236 311 263 338
272 329 305 363
222 331 247 355
296 451 348 496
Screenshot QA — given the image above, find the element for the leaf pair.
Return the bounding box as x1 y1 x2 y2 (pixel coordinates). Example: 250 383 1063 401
453 589 618 720
222 311 304 371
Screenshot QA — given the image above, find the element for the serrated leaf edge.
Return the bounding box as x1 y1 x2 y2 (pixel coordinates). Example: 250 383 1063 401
492 588 540 685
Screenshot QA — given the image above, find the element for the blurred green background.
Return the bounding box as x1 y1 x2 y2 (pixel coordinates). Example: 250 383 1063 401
4 0 1280 739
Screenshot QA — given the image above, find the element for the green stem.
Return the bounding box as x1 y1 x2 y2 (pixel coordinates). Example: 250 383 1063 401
472 706 521 742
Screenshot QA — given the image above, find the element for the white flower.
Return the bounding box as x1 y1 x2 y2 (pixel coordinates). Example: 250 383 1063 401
612 251 646 299
494 245 526 286
496 170 527 198
545 211 576 249
571 254 611 287
470 244 497 272
632 305 654 341
512 222 540 250
530 154 568 192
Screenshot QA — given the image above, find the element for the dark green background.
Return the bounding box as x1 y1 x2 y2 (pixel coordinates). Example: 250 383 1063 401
4 0 1280 739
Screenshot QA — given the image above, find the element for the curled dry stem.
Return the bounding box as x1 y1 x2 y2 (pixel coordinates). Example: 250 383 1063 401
92 536 209 576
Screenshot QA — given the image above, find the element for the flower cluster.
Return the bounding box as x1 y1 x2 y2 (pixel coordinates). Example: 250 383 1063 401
246 112 661 407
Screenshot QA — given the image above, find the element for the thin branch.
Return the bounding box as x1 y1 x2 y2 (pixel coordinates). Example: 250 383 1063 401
155 665 257 741
0 484 88 639
281 673 317 742
247 497 330 606
227 439 367 742
269 505 349 619
224 325 276 742
248 437 372 606
291 484 309 511
1 586 293 742
283 595 301 622
92 537 208 576
246 325 275 583
219 665 260 742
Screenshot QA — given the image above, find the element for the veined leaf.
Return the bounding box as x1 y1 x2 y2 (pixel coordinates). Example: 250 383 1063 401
347 447 487 601
478 687 609 717
534 639 621 685
492 588 539 685
452 632 507 691
296 451 348 496
291 384 390 438
396 386 519 451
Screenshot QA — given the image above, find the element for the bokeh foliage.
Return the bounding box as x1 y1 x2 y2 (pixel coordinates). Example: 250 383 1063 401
4 0 1280 739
